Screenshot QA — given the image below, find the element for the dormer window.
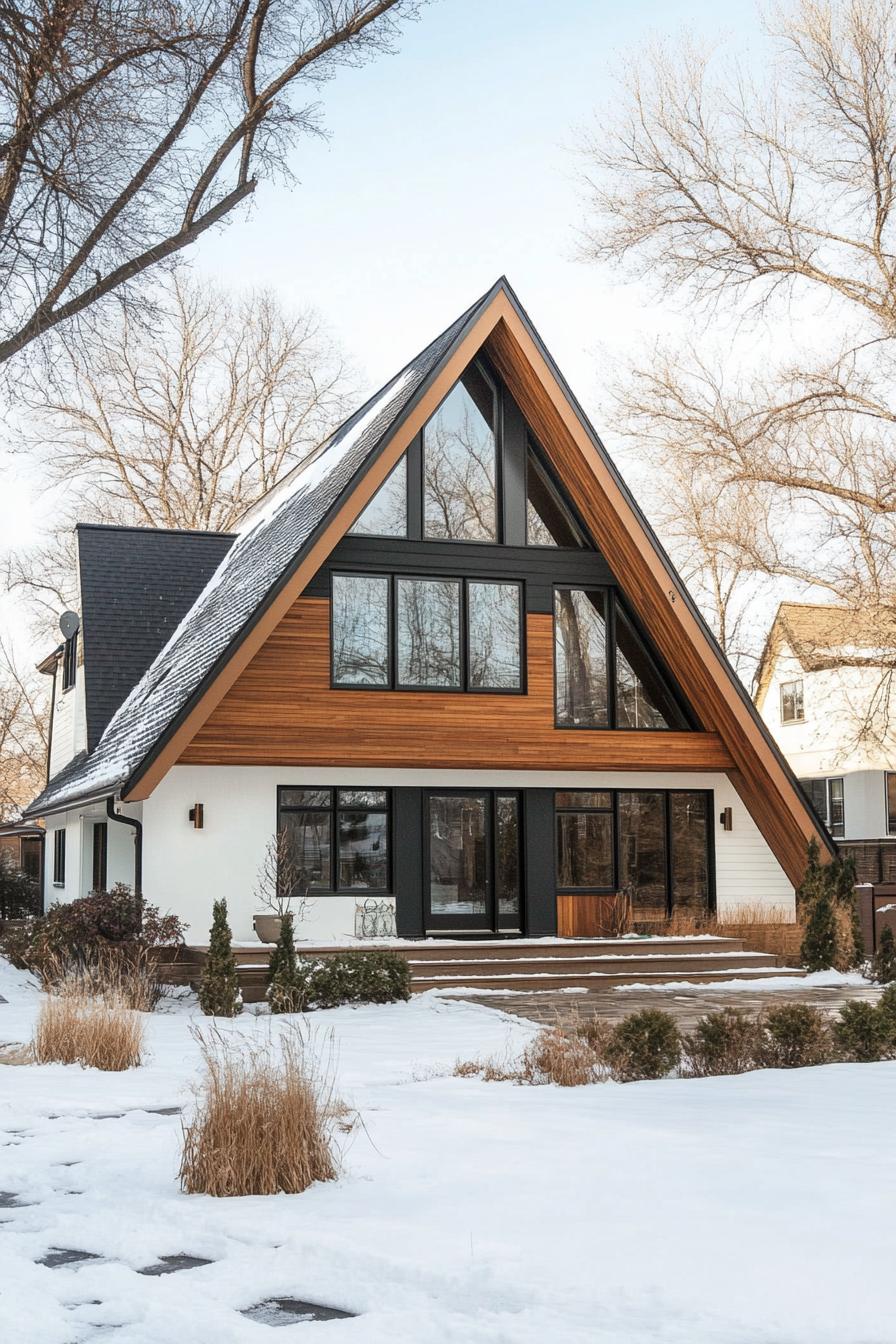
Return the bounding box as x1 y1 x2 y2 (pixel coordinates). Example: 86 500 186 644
62 631 78 691
780 679 803 724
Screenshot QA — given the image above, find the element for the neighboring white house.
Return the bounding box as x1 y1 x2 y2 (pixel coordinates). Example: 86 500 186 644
754 602 896 842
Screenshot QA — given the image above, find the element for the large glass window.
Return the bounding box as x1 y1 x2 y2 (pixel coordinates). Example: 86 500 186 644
556 792 614 889
554 588 609 727
888 774 896 836
496 794 521 921
798 777 845 838
526 446 586 547
396 577 462 688
331 574 390 686
423 363 498 541
555 789 713 916
615 605 688 730
467 581 522 690
428 793 488 915
277 787 389 893
618 792 667 918
669 792 710 909
349 455 407 537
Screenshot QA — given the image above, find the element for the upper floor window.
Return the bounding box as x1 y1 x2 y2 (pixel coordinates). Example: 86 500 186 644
423 362 498 542
62 632 78 691
349 454 407 538
780 679 804 724
526 445 586 548
554 586 689 730
331 572 523 693
886 774 896 836
798 776 844 838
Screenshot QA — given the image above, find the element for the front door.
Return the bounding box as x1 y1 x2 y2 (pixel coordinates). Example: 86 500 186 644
424 791 521 934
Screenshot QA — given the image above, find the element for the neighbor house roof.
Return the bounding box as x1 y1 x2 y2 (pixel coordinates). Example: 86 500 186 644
77 524 236 751
25 286 489 818
24 277 833 883
755 601 896 706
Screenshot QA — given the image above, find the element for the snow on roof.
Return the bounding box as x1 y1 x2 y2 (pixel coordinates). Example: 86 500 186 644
26 288 491 817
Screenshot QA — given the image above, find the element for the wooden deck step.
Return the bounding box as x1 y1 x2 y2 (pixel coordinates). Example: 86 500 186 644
409 965 803 993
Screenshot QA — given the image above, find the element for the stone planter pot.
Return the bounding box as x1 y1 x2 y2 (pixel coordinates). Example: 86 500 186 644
253 913 282 943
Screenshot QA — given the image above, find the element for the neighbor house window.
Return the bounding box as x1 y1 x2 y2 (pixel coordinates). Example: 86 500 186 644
332 573 523 693
91 821 107 893
52 829 65 885
553 587 688 730
348 455 408 538
277 788 390 893
423 362 498 542
62 632 77 691
887 774 896 836
780 679 804 724
798 777 844 839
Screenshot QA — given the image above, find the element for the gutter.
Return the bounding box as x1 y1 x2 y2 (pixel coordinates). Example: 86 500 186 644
106 796 142 899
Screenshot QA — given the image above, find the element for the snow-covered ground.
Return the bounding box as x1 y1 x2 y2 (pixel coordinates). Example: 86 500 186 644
1 958 893 1344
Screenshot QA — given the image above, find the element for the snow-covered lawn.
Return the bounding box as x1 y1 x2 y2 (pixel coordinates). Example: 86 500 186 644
0 959 893 1344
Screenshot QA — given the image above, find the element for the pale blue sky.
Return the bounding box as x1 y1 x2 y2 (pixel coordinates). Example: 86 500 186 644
2 0 769 647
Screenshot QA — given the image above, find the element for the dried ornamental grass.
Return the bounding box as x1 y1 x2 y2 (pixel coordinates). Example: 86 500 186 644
180 1024 341 1197
33 992 143 1070
41 946 162 1012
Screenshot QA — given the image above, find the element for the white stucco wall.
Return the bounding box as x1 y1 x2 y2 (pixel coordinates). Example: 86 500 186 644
140 765 795 943
43 802 141 908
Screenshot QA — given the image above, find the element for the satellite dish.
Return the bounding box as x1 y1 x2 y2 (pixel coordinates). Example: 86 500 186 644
59 610 80 640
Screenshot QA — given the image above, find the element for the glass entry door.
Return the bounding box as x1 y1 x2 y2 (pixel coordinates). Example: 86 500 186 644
425 791 521 933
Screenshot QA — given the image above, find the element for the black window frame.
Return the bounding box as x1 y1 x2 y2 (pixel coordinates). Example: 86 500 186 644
52 828 65 886
525 438 590 550
421 357 503 547
422 787 523 933
552 584 693 731
797 776 845 839
780 678 805 724
276 786 392 896
330 571 526 695
62 632 77 692
887 773 896 837
554 788 716 914
92 820 108 893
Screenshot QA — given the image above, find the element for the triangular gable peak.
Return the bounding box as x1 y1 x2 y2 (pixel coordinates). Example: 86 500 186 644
27 279 831 885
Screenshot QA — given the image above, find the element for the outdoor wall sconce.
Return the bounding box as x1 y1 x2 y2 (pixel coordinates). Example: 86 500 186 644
719 807 733 832
188 803 204 830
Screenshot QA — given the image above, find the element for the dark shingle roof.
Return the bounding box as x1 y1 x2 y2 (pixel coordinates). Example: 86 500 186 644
77 525 235 751
26 283 495 817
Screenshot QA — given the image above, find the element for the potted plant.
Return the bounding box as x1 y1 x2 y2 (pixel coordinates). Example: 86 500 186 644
252 831 312 943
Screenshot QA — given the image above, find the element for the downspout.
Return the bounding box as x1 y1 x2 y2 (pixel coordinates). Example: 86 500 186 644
106 796 142 899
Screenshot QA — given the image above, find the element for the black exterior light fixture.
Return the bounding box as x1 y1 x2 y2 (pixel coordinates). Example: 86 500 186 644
719 806 733 832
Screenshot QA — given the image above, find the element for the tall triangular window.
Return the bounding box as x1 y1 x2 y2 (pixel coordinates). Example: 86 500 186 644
349 453 407 537
614 602 688 730
526 444 586 548
423 362 498 541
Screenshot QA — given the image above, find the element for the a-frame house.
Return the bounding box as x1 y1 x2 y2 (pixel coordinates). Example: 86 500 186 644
26 279 831 945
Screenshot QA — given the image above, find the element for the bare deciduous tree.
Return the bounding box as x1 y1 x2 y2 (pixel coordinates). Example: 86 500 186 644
0 637 47 819
581 0 896 743
19 274 352 531
0 0 421 366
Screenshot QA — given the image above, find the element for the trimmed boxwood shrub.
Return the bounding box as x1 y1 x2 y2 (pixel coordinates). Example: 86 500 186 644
683 1009 760 1077
872 925 896 985
833 1001 891 1062
605 1009 681 1082
759 1004 833 1068
267 948 412 1014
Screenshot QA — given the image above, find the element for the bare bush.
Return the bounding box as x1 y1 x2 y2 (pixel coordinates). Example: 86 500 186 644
180 1024 340 1197
40 945 163 1012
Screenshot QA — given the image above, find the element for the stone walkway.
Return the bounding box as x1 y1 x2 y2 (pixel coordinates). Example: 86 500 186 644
459 981 883 1030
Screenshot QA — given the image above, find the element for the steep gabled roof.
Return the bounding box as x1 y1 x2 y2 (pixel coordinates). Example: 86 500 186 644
25 277 832 884
77 524 235 751
26 284 493 817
